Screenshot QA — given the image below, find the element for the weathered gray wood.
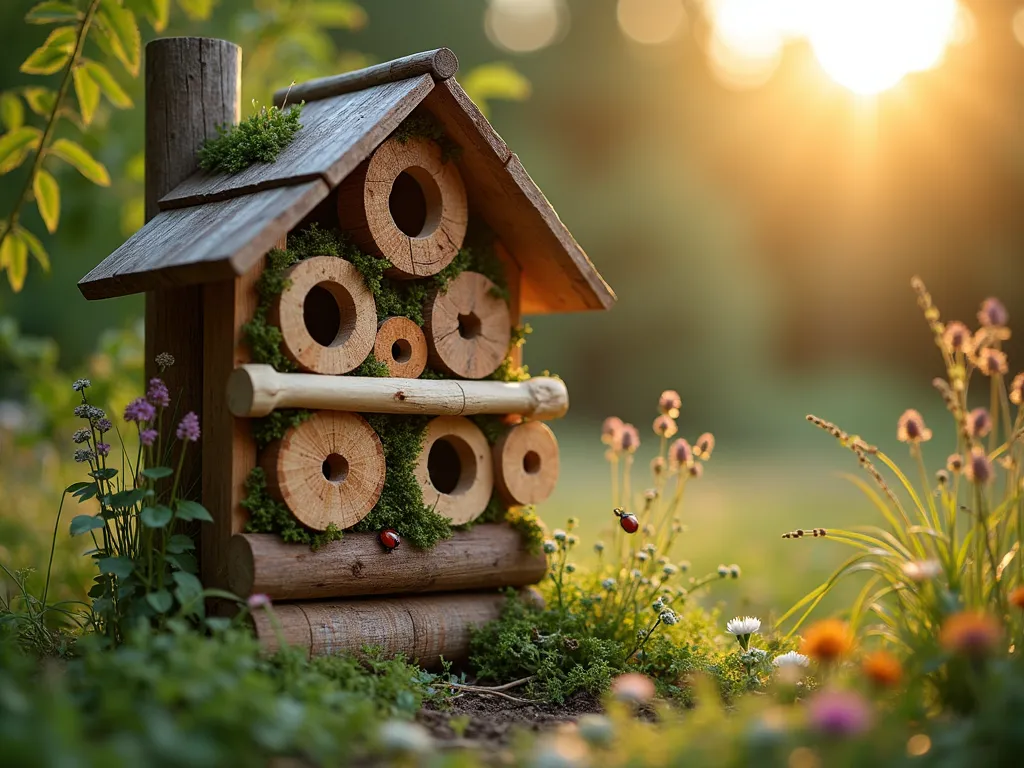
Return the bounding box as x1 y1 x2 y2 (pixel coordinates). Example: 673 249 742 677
79 181 327 300
272 48 458 106
159 75 434 209
142 38 241 518
230 524 546 600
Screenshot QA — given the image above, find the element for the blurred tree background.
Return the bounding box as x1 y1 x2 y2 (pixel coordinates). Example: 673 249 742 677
3 0 1024 615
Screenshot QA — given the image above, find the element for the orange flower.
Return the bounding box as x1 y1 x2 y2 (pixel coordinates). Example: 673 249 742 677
862 650 902 688
939 611 1001 657
1009 586 1024 610
800 619 854 662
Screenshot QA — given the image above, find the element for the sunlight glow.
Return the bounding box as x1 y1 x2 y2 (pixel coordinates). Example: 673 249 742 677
708 0 785 90
617 0 687 46
485 0 568 54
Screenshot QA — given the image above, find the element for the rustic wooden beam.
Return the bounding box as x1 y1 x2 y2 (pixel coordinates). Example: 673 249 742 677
272 48 458 107
226 364 569 420
230 524 545 601
251 592 506 664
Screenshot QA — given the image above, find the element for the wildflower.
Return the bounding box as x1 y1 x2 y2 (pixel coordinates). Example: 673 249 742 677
659 609 679 626
566 516 579 529
978 297 1009 328
662 563 678 576
1011 373 1024 405
726 616 761 651
1010 586 1024 610
902 559 942 582
577 714 614 747
717 564 729 577
808 690 874 737
966 407 992 438
553 529 567 542
772 651 810 668
620 423 640 453
942 321 972 354
377 720 432 756
593 541 605 554
636 551 649 563
947 453 963 473
729 564 741 579
658 389 681 418
653 414 677 439
936 469 949 485
643 488 657 501
630 568 642 580
975 347 1009 377
72 378 91 392
861 650 902 688
247 593 272 610
669 438 693 468
74 404 105 422
800 619 854 662
176 412 201 442
565 563 576 573
155 352 175 371
543 540 557 554
896 409 932 444
95 442 110 457
601 416 623 448
567 534 578 546
965 446 993 484
694 432 715 460
688 463 704 479
677 560 690 572
147 377 171 407
653 597 665 611
610 673 655 705
124 397 156 424
650 456 665 476
939 611 1001 657
96 418 112 433
140 429 158 447
601 578 616 590
74 449 95 463
72 428 91 444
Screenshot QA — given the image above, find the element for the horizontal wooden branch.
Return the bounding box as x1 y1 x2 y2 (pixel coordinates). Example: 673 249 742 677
273 48 458 107
251 591 507 665
227 364 569 420
230 524 547 601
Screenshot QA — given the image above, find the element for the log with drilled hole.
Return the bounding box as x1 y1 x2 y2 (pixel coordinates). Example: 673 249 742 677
413 415 493 525
424 270 511 379
336 135 467 279
373 316 428 378
260 411 385 531
493 421 560 507
269 255 378 374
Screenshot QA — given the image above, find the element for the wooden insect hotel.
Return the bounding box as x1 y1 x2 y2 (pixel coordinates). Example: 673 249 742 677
78 39 615 664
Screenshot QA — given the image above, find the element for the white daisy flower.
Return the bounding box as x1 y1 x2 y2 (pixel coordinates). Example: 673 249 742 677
772 651 810 668
726 616 761 636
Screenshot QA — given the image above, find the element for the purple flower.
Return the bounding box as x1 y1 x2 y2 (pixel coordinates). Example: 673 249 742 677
619 424 640 453
247 593 272 610
147 378 170 408
72 428 91 444
96 442 110 457
74 449 95 464
176 412 200 442
72 379 91 392
670 438 693 467
978 297 1009 328
140 429 158 447
124 397 156 424
96 418 112 434
808 690 874 737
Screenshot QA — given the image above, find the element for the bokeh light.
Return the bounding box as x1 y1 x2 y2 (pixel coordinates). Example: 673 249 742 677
617 0 688 46
706 0 785 90
1013 6 1024 48
484 0 569 54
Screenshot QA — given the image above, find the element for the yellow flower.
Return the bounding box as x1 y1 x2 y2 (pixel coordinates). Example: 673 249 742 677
800 619 854 663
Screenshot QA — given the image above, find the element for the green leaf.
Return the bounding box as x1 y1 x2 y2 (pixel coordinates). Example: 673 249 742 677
98 556 134 579
125 0 169 32
306 1 367 29
65 481 93 493
108 488 146 509
0 93 24 131
141 466 173 479
33 169 60 233
16 226 50 271
81 60 132 109
166 552 197 573
69 514 106 536
97 1 140 76
176 0 213 21
166 534 195 554
23 88 56 117
20 26 76 75
146 588 173 613
140 504 173 528
75 485 98 502
0 127 41 175
26 1 81 24
49 138 110 186
175 499 213 522
72 65 100 125
1 230 28 292
90 467 117 480
459 63 532 118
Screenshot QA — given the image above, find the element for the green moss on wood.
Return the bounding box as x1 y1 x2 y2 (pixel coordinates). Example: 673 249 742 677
198 103 304 174
391 112 462 163
251 409 315 451
242 467 343 549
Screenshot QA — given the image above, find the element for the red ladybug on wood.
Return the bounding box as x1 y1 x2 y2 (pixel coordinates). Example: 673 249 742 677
378 528 401 552
614 508 639 534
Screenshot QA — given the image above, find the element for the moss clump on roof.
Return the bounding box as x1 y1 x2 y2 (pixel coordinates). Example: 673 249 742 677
198 102 304 174
391 111 462 164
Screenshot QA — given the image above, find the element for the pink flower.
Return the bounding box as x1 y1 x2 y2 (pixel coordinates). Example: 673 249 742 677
897 409 932 444
140 429 158 447
176 412 201 442
147 377 170 408
619 424 640 453
96 442 110 457
978 297 1009 328
610 673 655 705
808 689 874 737
658 390 681 418
652 415 677 438
966 408 992 439
601 417 624 449
124 397 156 424
966 446 993 484
694 432 715 460
247 593 272 610
670 438 693 468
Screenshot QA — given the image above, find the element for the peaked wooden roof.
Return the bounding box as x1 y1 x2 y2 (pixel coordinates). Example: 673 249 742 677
79 49 615 314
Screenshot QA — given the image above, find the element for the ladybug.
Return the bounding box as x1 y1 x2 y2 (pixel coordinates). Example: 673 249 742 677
378 528 401 552
614 508 639 534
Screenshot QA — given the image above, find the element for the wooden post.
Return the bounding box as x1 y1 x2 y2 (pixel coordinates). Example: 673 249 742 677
144 37 241 514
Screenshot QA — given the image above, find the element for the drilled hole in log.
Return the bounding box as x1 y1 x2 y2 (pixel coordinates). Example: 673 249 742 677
391 339 413 364
457 312 482 340
523 450 541 475
389 167 442 238
304 282 357 349
321 453 350 484
428 437 476 496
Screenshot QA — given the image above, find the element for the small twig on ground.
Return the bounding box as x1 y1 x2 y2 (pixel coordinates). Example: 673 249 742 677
438 678 538 704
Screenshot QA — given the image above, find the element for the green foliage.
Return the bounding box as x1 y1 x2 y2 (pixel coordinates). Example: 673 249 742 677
197 101 304 174
241 467 343 549
345 243 430 324
503 505 546 555
251 409 314 450
353 352 390 378
391 110 461 163
459 62 532 118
